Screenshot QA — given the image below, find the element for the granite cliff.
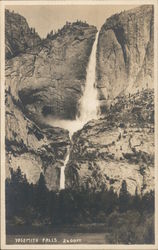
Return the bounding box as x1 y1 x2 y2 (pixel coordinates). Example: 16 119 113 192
5 6 154 194
6 11 97 122
18 22 97 121
5 9 41 59
64 5 154 194
6 90 70 190
96 5 154 112
65 89 154 195
5 9 97 189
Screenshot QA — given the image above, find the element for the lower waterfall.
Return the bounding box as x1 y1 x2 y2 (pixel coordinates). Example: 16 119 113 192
60 148 70 190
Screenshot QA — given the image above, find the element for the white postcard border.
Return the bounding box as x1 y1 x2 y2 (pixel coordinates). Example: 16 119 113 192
1 0 158 249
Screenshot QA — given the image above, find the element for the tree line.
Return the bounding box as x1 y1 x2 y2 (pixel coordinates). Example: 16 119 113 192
6 167 154 226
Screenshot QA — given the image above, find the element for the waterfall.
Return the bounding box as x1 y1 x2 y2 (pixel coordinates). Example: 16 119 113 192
77 31 100 123
59 31 100 190
50 31 100 137
60 149 70 190
53 31 100 190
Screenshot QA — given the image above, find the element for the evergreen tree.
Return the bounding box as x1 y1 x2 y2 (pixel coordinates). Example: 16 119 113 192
106 187 118 214
47 191 57 224
58 189 77 224
132 187 141 211
141 190 154 213
6 167 31 219
34 173 48 219
119 180 130 212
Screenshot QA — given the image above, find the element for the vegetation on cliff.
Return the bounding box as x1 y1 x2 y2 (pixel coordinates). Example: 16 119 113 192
66 89 154 194
5 9 41 58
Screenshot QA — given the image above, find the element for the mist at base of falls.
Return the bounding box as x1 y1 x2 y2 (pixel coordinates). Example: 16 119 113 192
48 31 100 190
46 117 87 190
46 117 86 138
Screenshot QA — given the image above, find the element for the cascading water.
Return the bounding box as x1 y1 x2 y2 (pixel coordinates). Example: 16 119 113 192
60 149 70 190
77 31 100 123
54 31 100 190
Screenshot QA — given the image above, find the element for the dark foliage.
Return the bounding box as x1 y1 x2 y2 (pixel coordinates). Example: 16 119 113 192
6 168 155 244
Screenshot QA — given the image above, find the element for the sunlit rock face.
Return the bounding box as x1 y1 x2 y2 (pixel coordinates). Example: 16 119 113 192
64 5 154 195
65 90 154 195
96 5 154 112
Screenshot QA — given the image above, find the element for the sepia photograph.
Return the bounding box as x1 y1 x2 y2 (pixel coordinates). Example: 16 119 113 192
0 0 158 249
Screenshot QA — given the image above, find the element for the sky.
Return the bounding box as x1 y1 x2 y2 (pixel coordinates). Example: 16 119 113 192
7 4 138 38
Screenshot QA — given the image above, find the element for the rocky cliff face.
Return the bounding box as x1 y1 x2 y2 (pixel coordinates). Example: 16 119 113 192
5 7 154 194
65 89 154 195
64 5 154 195
96 5 154 111
5 10 97 189
5 9 41 59
6 89 70 190
6 11 97 122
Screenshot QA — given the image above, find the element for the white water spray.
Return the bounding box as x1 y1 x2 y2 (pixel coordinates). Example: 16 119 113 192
77 31 100 123
48 31 100 190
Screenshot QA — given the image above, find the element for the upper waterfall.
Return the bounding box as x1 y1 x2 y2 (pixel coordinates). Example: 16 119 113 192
77 31 100 123
48 30 100 137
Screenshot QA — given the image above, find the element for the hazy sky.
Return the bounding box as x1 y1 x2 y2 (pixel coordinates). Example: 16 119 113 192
7 5 138 38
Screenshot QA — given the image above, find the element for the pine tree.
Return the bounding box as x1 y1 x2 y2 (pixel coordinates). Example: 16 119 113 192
47 191 57 223
35 173 48 219
6 167 31 219
119 180 130 212
132 187 141 211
